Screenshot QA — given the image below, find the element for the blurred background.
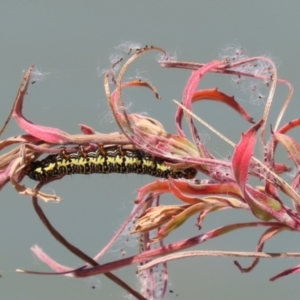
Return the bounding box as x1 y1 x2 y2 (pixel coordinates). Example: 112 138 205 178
1 1 300 299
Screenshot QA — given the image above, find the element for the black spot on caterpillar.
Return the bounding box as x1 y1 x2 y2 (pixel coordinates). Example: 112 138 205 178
25 146 197 182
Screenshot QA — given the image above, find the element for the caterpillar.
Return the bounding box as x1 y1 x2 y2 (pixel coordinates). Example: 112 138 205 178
25 145 197 182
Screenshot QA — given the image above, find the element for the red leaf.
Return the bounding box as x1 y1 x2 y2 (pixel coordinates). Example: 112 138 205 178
232 120 264 191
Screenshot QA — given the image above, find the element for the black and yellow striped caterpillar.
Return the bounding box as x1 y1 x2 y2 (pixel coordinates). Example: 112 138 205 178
25 145 197 182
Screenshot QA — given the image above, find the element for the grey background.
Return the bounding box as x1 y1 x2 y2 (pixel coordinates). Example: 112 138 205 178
1 1 300 299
